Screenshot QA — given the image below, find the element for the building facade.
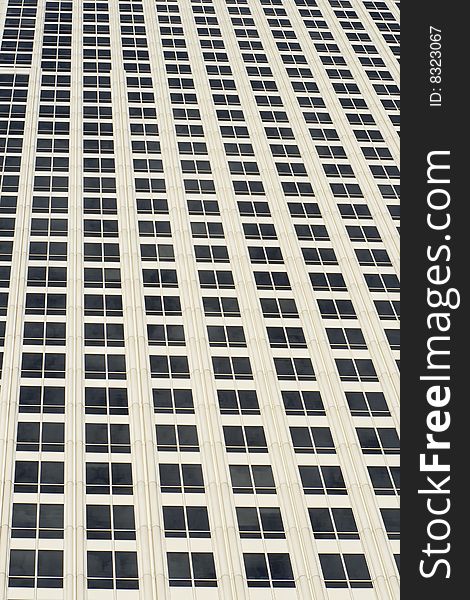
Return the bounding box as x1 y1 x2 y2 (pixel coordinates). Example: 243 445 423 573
0 0 399 598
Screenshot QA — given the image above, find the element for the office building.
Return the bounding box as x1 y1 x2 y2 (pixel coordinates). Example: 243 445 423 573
0 0 400 598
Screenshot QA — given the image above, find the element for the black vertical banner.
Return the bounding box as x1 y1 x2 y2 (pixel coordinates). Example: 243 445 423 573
402 2 466 599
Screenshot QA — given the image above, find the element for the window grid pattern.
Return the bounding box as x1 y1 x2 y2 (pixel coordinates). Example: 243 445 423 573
0 0 399 597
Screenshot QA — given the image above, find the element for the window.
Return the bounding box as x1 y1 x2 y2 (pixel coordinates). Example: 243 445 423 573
236 507 285 538
385 328 400 350
33 176 69 193
134 177 165 193
330 182 363 197
281 181 315 197
86 505 136 540
153 388 194 414
355 248 391 266
356 427 400 454
0 292 8 316
368 466 400 495
335 358 378 382
179 141 208 155
308 126 339 141
290 427 335 454
345 391 390 417
237 200 270 215
223 426 267 453
233 180 265 196
310 273 346 292
28 266 67 287
338 203 372 219
271 144 301 158
364 272 399 292
374 299 400 320
323 163 355 178
156 424 199 452
0 242 11 262
25 294 66 315
163 506 210 537
23 322 66 346
274 357 315 381
319 553 372 588
29 241 67 261
194 244 229 263
299 465 347 495
191 222 224 238
281 390 324 416
267 326 307 348
19 386 65 414
187 198 219 215
208 325 246 347
326 327 367 349
167 552 217 587
198 269 235 289
254 271 291 290
84 294 123 316
229 464 276 494
229 161 260 176
144 295 181 316
243 553 295 588
21 353 66 378
388 205 400 220
217 389 259 415
84 354 127 379
176 124 204 137
14 460 64 493
9 549 63 588
11 503 64 539
243 223 276 240
84 196 117 214
212 356 253 379
85 387 128 415
302 247 338 266
84 140 115 155
84 323 124 346
294 224 329 241
132 140 161 154
142 268 178 288
16 422 64 452
315 145 346 160
87 551 139 589
248 246 283 264
140 243 175 262
86 462 133 494
134 158 163 173
203 296 240 317
83 219 118 237
224 143 255 156
0 265 11 287
137 198 169 214
150 355 190 378
84 267 121 288
147 324 185 346
259 110 289 123
308 507 359 539
85 423 131 453
380 508 399 540
260 297 298 318
159 463 205 493
317 298 356 319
